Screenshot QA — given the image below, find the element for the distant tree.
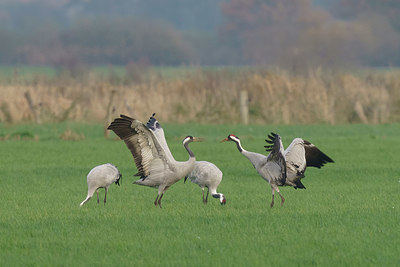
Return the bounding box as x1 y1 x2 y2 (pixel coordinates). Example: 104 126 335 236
59 17 194 66
64 0 223 32
327 0 400 66
0 28 16 64
220 0 400 68
332 0 400 31
0 0 215 66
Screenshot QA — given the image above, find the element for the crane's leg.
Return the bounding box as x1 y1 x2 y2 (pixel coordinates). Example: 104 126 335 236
154 194 159 206
155 187 166 208
276 188 285 206
104 188 108 205
202 188 205 203
270 188 275 208
157 193 164 208
96 189 100 204
205 188 209 204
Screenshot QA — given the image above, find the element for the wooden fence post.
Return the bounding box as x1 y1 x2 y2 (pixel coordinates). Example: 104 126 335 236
24 91 41 124
104 89 116 139
240 90 249 125
354 101 368 124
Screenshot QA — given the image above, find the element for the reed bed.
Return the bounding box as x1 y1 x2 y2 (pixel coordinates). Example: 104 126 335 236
0 67 399 124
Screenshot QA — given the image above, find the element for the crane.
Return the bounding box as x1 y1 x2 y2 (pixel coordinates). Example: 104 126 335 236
107 114 202 208
222 133 286 208
80 163 122 207
273 138 334 189
184 161 226 205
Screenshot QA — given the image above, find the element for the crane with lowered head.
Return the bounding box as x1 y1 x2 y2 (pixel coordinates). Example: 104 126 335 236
185 161 226 205
80 163 122 207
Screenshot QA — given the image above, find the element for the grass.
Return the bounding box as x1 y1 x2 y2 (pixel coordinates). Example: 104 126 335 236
0 122 399 266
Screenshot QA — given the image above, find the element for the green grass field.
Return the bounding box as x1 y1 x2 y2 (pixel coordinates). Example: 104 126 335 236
0 122 399 266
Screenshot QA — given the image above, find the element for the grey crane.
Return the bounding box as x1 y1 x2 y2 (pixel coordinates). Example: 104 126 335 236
275 138 334 190
184 161 226 205
222 133 286 208
80 163 122 207
107 114 202 208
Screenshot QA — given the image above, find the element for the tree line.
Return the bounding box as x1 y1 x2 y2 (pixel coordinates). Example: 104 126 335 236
0 0 399 68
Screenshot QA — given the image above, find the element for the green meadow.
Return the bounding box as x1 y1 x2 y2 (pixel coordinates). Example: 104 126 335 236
0 122 399 266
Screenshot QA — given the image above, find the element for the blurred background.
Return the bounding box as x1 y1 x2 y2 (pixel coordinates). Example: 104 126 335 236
1 0 400 125
1 0 399 68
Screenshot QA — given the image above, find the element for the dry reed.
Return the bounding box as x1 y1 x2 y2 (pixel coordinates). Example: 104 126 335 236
0 68 398 124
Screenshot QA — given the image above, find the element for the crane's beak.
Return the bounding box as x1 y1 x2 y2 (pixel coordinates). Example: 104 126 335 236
220 137 229 142
193 137 204 142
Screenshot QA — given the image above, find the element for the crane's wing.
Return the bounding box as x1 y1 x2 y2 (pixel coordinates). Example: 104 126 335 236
303 139 334 168
146 113 175 163
284 138 307 176
107 114 170 179
264 132 287 185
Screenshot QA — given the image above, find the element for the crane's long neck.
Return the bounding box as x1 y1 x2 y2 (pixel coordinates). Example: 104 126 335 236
233 139 244 153
232 138 263 168
210 188 222 198
173 140 197 181
184 141 195 159
210 189 225 204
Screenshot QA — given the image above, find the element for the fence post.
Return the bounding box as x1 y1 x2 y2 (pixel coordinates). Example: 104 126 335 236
104 89 116 139
240 90 249 125
24 91 41 124
354 101 368 124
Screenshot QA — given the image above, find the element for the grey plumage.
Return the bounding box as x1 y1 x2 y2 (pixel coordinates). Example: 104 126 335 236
80 163 122 207
222 133 287 208
107 114 201 208
185 161 226 205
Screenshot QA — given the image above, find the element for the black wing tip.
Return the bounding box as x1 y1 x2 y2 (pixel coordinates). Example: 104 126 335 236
295 180 306 189
265 132 280 152
107 114 134 130
326 157 334 163
266 132 279 140
311 156 334 168
321 153 335 165
264 145 273 152
146 112 161 130
269 132 278 138
305 142 334 168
